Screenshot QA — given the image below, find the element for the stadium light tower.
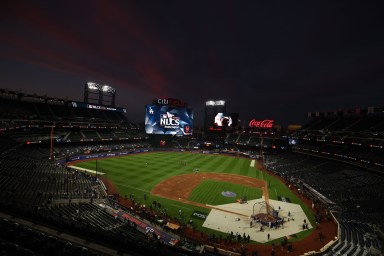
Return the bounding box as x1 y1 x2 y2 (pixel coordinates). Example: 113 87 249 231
84 82 116 106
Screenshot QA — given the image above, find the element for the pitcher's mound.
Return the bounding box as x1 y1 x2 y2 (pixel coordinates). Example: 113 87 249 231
221 191 237 197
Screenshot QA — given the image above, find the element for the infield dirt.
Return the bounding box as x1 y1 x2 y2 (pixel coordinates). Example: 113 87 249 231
151 172 268 210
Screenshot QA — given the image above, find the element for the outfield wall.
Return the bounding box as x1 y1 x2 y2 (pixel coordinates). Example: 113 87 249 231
61 148 255 165
60 148 153 165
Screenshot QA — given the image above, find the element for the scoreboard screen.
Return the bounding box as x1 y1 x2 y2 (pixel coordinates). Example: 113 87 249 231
213 113 238 127
145 105 193 135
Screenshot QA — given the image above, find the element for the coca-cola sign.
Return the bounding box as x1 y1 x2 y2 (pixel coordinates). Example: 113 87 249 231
249 119 274 128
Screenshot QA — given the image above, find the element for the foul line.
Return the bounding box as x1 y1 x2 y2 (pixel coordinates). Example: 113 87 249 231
112 182 150 193
170 204 192 211
67 165 105 175
250 160 255 167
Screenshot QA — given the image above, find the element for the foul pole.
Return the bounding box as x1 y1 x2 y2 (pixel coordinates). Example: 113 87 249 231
96 159 98 179
50 124 54 160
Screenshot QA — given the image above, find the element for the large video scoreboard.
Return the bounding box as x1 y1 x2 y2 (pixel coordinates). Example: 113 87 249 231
145 98 193 135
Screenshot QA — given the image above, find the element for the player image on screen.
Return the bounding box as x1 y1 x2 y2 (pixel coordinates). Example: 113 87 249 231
214 113 233 127
145 105 193 135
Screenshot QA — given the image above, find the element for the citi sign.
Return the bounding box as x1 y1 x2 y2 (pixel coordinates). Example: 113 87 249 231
154 98 187 107
156 98 169 105
249 119 274 128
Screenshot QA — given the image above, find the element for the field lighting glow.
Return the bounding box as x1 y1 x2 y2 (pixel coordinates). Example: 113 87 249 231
102 85 111 92
206 100 225 106
87 82 115 93
87 82 99 90
215 100 225 106
104 85 116 93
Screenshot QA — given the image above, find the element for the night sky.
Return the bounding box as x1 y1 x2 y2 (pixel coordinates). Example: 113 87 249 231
1 0 383 127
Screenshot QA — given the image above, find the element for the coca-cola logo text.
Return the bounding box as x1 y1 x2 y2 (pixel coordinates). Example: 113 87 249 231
249 119 274 128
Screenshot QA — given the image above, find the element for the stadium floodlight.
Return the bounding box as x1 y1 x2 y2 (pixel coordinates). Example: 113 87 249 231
87 82 100 90
215 100 225 106
84 81 116 106
102 85 116 93
206 100 215 106
102 85 110 92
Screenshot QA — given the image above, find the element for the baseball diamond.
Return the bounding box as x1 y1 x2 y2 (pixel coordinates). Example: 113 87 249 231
72 152 324 250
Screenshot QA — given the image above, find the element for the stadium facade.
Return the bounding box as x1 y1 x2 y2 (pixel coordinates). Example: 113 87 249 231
0 87 383 256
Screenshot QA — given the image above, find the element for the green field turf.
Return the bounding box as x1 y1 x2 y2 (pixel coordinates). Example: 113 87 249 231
188 179 262 205
73 152 315 242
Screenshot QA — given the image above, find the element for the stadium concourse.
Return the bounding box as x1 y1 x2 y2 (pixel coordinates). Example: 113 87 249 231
0 90 384 255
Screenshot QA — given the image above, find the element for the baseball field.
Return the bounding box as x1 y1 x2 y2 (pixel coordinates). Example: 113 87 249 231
72 151 315 243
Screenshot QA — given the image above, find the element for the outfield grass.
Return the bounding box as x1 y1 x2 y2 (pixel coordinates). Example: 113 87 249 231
73 152 315 242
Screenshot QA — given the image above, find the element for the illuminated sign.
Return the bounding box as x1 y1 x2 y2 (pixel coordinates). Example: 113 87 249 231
145 105 193 135
70 101 126 113
160 112 180 128
249 119 274 128
153 98 187 108
156 98 169 105
205 100 225 106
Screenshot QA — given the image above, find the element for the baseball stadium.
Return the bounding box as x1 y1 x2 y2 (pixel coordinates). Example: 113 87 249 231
0 87 383 256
